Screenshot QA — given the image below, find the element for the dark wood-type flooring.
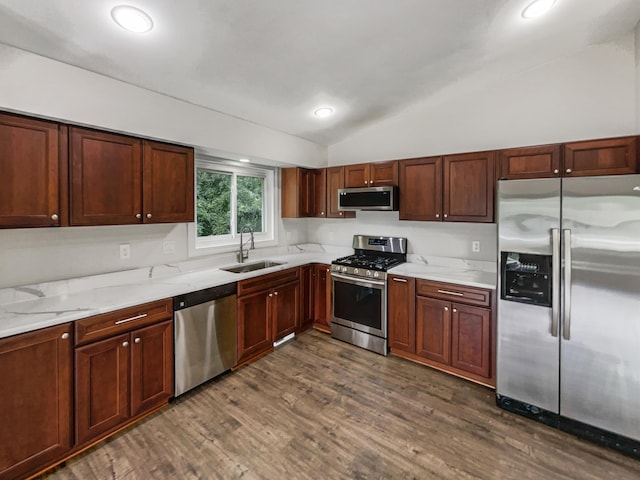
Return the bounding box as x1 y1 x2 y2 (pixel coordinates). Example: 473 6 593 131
42 330 640 480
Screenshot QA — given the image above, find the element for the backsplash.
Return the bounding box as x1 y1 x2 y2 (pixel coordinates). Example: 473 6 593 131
306 211 497 262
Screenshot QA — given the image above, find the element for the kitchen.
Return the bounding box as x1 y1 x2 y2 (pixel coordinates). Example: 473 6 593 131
1 1 640 479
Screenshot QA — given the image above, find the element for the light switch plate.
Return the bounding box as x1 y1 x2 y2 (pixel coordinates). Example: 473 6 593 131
120 243 131 260
472 240 480 253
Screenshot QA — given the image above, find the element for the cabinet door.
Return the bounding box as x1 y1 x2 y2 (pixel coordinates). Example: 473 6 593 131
142 140 194 223
130 320 173 417
281 167 302 218
564 136 637 177
498 144 561 180
369 160 398 186
451 304 491 378
237 291 272 364
70 127 142 225
273 281 300 341
312 169 327 217
299 265 314 332
415 296 451 364
299 169 313 217
313 264 331 331
0 324 72 480
388 275 416 353
399 157 442 221
344 163 370 187
326 167 354 218
443 151 495 223
75 334 130 445
0 113 61 228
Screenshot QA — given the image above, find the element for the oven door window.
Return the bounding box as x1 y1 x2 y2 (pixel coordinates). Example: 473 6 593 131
333 280 382 330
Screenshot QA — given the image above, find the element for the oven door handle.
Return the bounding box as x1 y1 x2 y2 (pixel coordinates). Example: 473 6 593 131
331 272 386 287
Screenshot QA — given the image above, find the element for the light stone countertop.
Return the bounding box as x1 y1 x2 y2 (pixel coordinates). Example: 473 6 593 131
0 246 496 339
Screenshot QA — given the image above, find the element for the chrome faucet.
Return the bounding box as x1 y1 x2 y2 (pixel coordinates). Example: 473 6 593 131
237 225 255 263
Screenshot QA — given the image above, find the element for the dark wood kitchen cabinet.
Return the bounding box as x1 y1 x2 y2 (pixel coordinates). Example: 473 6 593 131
70 127 194 226
389 278 495 387
313 263 331 332
344 160 398 188
299 264 314 332
388 274 415 353
399 152 495 223
281 167 327 218
74 299 173 445
0 112 66 228
498 136 638 179
326 166 355 218
0 323 73 480
237 268 300 366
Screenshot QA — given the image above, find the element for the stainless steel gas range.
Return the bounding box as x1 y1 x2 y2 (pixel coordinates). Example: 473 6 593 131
330 234 407 355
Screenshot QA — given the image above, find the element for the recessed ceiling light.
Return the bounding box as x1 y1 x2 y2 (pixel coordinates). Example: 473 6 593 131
522 0 556 19
239 158 250 163
111 5 154 33
314 107 334 118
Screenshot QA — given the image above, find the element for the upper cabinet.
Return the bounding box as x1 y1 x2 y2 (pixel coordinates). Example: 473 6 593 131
281 167 327 218
70 127 194 226
344 160 398 187
326 166 355 218
399 152 495 223
0 113 64 228
499 136 638 180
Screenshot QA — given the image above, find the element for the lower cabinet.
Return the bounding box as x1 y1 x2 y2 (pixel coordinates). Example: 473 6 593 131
312 263 331 332
0 323 73 480
237 268 300 366
389 277 495 386
74 299 173 446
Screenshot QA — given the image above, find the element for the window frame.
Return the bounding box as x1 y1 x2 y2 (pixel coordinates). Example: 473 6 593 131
188 158 277 257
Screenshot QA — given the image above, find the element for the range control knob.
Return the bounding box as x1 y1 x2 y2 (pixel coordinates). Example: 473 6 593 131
354 268 359 275
373 271 380 278
366 270 372 277
342 266 348 273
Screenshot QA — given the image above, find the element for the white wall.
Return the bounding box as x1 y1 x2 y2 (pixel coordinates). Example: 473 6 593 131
636 22 640 132
329 34 637 165
306 213 496 262
0 43 326 168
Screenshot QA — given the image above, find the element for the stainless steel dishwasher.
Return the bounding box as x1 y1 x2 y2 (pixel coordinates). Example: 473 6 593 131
173 282 237 396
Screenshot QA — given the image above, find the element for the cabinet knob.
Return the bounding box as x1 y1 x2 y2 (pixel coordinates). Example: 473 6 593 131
435 214 440 218
122 341 129 347
553 169 559 174
146 213 153 219
61 332 69 340
370 180 374 185
134 337 141 343
444 306 449 311
51 213 59 221
321 212 325 216
453 308 457 313
565 168 572 174
136 213 142 219
269 293 273 297
364 180 368 185
339 212 343 216
274 291 279 296
443 214 448 218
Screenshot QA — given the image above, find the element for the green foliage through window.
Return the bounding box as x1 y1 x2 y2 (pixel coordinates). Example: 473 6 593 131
196 169 265 238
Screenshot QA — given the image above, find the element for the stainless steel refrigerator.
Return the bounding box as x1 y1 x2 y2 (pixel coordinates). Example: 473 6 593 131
496 175 640 454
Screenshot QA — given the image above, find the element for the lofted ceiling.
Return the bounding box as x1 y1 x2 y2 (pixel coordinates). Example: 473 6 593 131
0 0 639 146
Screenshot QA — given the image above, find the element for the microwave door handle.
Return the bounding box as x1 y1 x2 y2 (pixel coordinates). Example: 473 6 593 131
551 228 560 337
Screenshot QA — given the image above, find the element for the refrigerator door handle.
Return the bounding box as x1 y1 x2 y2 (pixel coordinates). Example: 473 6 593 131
563 229 572 340
551 228 560 337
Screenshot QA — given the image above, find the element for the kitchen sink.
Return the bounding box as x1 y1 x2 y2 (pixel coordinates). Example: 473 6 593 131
221 260 286 274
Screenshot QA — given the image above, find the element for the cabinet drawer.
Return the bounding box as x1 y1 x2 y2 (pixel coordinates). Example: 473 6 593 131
415 280 491 308
238 267 299 296
75 299 173 346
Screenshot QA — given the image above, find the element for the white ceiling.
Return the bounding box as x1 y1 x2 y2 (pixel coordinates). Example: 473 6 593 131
0 0 639 146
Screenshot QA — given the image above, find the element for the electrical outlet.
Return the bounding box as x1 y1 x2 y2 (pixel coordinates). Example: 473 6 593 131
163 241 176 254
120 243 131 260
472 240 480 253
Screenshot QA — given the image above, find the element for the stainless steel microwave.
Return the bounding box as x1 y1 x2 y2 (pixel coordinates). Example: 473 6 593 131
337 186 398 211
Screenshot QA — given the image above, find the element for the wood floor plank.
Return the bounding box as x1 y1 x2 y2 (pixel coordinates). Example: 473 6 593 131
41 330 640 480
